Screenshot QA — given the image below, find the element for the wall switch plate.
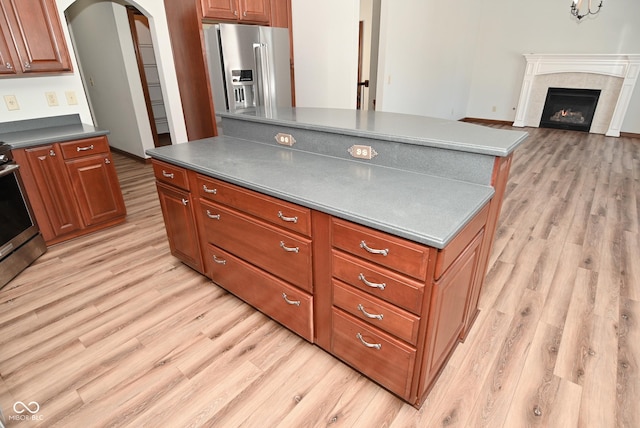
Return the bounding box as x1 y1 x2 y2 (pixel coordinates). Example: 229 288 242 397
45 91 58 106
65 91 78 105
4 95 19 110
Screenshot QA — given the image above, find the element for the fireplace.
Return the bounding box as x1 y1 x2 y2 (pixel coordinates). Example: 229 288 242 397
539 87 601 132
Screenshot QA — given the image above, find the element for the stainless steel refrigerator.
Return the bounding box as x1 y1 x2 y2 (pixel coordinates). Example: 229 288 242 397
204 23 292 114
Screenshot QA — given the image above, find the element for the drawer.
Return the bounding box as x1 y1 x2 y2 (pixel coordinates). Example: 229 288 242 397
199 199 313 292
205 244 313 342
59 136 109 160
331 308 416 400
196 175 311 237
333 280 420 345
152 160 190 191
332 250 426 315
331 218 430 280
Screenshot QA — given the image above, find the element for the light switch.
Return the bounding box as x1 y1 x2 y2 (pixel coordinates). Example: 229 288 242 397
4 95 19 110
45 91 59 106
65 91 78 105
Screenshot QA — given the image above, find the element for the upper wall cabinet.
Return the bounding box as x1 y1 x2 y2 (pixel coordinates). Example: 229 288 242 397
0 0 72 76
201 0 271 24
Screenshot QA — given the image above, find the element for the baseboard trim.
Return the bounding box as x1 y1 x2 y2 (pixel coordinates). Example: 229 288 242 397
109 146 151 164
620 131 640 139
460 117 514 126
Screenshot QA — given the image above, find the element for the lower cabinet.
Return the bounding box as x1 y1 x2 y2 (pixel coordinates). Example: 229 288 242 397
152 160 491 407
12 136 126 245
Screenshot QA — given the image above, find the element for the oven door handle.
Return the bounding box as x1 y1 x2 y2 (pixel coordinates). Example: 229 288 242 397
0 163 19 178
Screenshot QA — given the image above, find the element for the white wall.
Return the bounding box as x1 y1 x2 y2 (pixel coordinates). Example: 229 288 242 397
465 0 640 133
66 1 153 159
292 0 640 133
291 0 360 109
0 0 188 146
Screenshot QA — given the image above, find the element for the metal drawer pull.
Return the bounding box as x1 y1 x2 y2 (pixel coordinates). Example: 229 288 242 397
202 185 217 194
280 241 299 253
212 256 226 265
360 241 389 256
358 273 386 290
282 293 301 306
356 333 381 350
162 170 174 179
277 211 298 223
357 304 384 320
76 144 94 152
206 210 220 220
181 198 189 206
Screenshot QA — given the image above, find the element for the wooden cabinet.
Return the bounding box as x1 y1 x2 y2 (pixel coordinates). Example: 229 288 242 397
12 136 126 245
153 160 203 273
151 160 494 407
201 0 270 24
194 172 314 341
16 144 82 238
0 0 72 76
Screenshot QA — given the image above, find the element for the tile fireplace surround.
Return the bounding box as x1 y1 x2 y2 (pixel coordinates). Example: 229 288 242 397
513 54 640 136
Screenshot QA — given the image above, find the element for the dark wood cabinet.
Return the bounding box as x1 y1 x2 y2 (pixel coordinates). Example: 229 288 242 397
15 144 82 239
153 160 203 273
201 0 270 24
12 136 126 245
0 0 72 76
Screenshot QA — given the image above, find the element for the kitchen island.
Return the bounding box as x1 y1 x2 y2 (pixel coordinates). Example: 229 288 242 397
146 107 527 407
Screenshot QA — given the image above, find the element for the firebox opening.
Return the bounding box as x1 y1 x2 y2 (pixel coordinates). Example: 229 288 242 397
539 87 601 132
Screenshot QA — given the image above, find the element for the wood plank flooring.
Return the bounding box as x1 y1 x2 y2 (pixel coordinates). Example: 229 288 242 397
0 126 638 427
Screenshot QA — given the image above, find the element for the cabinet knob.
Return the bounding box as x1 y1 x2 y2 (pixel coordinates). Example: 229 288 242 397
24 62 31 69
181 198 189 206
233 10 238 16
5 62 12 70
243 11 247 17
105 158 111 164
49 149 56 157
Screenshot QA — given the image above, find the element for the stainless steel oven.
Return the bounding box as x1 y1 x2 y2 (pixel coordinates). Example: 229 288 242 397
0 142 47 289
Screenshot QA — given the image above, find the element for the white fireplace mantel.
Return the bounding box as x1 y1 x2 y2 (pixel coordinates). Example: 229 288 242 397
513 54 640 136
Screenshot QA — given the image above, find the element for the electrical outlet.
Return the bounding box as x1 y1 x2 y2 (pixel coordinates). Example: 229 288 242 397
275 133 296 146
4 95 19 110
65 91 78 105
348 144 378 160
45 91 58 106
492 106 497 112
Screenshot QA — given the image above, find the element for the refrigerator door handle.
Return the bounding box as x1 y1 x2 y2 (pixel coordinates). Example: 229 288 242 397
253 43 273 111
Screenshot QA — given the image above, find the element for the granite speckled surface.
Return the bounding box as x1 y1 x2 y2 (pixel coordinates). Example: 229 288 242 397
0 114 109 148
147 137 495 249
218 107 529 157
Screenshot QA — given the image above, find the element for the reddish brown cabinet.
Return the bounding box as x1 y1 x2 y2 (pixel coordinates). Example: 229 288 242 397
153 160 203 273
12 136 126 245
201 0 270 24
0 0 72 76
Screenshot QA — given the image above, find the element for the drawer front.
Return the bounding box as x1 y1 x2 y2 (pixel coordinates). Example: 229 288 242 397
332 250 425 315
205 244 313 342
331 308 416 400
196 175 311 236
333 280 420 345
60 136 109 159
152 160 190 191
331 218 430 280
199 200 313 292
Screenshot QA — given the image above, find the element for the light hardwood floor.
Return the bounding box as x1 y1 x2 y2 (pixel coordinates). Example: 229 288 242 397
0 126 638 427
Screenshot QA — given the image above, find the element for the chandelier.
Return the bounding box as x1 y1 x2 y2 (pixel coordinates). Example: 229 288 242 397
570 0 604 20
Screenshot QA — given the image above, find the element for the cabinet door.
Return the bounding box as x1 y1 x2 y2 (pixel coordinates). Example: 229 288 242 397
239 0 270 23
201 0 239 20
0 0 71 73
64 153 126 227
20 145 83 239
424 231 483 380
156 182 203 272
0 11 16 75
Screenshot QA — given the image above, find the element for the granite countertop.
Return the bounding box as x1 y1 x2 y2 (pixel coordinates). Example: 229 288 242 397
147 136 495 249
0 114 109 149
219 107 529 157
